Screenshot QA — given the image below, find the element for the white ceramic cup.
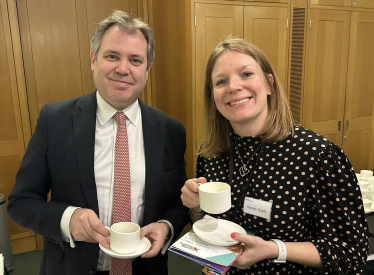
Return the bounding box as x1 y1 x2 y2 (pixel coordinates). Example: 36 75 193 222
199 182 231 214
360 170 373 180
356 173 361 180
105 222 140 254
363 199 372 211
368 176 374 186
359 179 370 191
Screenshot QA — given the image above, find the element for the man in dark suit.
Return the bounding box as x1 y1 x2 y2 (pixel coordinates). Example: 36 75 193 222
7 10 189 275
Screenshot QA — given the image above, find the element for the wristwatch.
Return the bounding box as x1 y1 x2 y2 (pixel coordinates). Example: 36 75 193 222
268 239 287 263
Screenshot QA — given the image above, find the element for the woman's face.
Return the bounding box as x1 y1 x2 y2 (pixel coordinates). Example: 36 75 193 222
211 50 272 136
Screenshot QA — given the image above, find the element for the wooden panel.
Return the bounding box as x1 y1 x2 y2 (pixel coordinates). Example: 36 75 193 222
244 0 289 3
0 0 35 253
344 11 374 172
311 0 351 7
11 236 37 255
151 0 194 178
343 129 371 172
195 3 243 159
0 7 17 141
17 0 85 131
303 9 350 145
244 6 289 95
352 0 374 9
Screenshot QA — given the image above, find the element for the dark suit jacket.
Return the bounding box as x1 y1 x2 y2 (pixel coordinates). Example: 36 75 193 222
7 91 189 275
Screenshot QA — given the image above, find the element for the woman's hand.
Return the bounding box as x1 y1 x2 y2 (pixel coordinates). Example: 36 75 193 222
230 233 278 269
181 177 206 210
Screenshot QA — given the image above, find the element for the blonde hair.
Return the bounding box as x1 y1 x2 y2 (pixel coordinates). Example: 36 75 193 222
200 37 294 158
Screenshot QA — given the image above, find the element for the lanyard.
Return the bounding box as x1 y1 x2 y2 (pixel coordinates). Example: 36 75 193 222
227 135 264 222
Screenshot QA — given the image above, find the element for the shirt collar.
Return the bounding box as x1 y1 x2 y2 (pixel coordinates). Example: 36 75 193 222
96 91 140 127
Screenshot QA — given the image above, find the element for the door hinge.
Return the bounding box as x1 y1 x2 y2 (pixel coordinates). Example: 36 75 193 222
286 19 289 29
309 20 311 29
195 16 196 27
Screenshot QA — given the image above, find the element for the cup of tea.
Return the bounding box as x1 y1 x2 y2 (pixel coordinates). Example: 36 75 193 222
105 222 140 254
199 182 231 214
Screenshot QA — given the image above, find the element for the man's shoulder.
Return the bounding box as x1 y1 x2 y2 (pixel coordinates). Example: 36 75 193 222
139 100 183 127
45 92 96 112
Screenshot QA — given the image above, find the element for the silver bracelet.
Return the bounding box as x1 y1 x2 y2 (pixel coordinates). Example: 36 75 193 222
268 239 287 263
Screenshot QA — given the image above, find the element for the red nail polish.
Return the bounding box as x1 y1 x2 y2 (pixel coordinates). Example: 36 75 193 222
231 232 236 238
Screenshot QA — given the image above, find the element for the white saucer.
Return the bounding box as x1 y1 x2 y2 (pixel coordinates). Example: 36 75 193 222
99 237 151 259
193 218 246 246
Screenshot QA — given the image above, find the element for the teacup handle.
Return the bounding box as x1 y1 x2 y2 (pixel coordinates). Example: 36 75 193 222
104 226 111 242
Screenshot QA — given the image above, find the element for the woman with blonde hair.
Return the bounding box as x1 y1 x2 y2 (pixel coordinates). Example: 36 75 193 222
181 37 368 274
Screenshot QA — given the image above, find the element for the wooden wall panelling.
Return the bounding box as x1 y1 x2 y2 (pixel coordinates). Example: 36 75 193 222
194 2 244 168
17 0 89 132
302 8 350 145
244 5 289 96
0 0 37 254
244 0 289 4
352 0 374 9
150 0 193 178
343 11 374 171
310 0 351 7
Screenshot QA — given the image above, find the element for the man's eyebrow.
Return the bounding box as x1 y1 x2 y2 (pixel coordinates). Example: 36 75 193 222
102 50 120 55
130 54 145 60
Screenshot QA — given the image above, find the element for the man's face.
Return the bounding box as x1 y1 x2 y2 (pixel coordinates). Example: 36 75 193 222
90 25 150 110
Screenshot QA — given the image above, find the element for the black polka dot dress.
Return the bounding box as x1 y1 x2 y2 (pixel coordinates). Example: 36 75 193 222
196 126 368 275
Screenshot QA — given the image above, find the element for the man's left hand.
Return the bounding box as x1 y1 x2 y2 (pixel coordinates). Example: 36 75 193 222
140 222 170 258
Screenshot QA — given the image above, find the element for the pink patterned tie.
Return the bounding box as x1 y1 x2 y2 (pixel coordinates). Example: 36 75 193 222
110 112 132 275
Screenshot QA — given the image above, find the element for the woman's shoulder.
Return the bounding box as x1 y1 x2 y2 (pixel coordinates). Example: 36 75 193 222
281 125 338 155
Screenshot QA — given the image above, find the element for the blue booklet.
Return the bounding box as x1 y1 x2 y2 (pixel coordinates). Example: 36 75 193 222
169 229 254 274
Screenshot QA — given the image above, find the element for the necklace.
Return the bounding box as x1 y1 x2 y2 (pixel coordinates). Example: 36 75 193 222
233 138 262 177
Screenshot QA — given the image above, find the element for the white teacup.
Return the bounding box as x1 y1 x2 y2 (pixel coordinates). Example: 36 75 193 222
363 199 372 211
105 222 140 254
359 179 369 191
199 182 231 214
368 176 374 186
360 170 373 180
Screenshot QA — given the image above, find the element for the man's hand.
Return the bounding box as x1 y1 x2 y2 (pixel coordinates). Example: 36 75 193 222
140 222 170 258
69 208 110 248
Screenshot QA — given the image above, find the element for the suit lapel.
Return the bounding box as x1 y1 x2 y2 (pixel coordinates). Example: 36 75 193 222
72 92 99 214
139 100 165 224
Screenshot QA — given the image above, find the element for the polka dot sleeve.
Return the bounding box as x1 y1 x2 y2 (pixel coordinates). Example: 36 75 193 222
307 143 369 274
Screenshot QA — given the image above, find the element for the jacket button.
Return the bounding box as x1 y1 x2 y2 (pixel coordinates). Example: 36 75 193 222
88 269 94 274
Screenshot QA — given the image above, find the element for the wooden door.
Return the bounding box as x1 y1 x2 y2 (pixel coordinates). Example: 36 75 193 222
194 3 243 162
244 6 289 95
303 9 350 145
343 11 374 172
0 0 36 254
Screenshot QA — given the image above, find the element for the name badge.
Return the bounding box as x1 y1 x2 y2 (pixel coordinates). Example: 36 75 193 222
243 197 272 220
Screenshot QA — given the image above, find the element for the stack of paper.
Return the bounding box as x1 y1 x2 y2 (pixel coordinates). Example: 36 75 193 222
169 230 245 275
